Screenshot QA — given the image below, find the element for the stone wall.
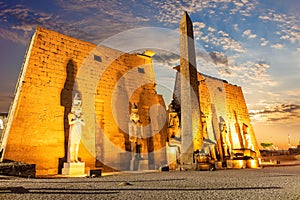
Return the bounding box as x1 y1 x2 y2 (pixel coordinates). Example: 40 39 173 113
172 71 260 158
198 73 260 157
2 27 167 175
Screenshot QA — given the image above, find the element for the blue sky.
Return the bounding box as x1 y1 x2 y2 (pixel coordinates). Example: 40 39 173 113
0 0 299 148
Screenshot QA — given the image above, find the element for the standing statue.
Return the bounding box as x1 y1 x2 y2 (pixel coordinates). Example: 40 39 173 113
129 103 143 160
220 122 231 157
67 92 85 163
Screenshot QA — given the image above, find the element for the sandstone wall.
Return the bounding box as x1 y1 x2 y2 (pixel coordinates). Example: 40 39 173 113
2 27 167 175
198 73 260 157
172 71 260 158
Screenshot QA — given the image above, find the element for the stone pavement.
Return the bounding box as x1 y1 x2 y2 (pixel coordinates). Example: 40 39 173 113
0 166 299 200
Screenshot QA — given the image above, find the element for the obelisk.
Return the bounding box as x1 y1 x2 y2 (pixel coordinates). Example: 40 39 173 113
179 11 200 169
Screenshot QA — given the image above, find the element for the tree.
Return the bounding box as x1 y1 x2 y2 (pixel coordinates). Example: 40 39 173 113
260 142 273 149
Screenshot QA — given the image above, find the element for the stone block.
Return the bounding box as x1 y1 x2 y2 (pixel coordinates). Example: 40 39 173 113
138 160 149 171
197 163 210 171
0 162 36 178
226 160 246 169
88 169 102 177
215 161 223 169
246 159 260 168
62 162 85 176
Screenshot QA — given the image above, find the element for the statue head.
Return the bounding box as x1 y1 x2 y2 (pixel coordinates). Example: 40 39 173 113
220 122 227 132
130 103 139 122
72 92 82 107
169 113 179 128
71 92 83 117
168 103 174 112
242 123 248 134
201 113 207 123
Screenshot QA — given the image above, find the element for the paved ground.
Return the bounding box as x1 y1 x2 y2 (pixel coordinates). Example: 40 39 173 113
0 166 299 200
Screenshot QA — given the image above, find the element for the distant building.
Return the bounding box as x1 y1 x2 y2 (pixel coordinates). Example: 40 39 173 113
289 145 300 155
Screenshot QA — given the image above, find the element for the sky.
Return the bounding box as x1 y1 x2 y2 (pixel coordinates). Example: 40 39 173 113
0 0 299 149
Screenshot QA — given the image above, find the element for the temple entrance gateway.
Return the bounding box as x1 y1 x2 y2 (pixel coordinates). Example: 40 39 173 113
0 12 260 176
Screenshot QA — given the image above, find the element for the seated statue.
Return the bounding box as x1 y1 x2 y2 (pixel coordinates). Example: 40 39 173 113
220 122 231 157
201 114 217 160
243 124 254 150
167 105 181 164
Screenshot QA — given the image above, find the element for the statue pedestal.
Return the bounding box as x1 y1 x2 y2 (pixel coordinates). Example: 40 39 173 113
130 158 149 171
246 159 260 168
138 160 148 171
62 162 85 176
166 144 179 170
130 159 137 171
180 153 196 170
226 160 246 169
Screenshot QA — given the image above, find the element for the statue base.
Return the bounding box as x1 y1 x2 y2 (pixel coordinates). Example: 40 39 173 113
62 162 85 176
226 160 246 169
166 143 179 170
180 153 196 171
130 158 148 171
138 159 148 171
180 163 196 171
130 159 136 171
246 159 260 168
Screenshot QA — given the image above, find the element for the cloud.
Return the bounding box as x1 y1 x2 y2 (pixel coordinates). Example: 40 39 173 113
223 39 245 52
259 15 271 21
280 35 290 40
260 38 269 46
249 104 300 124
208 51 231 76
203 29 246 53
155 0 259 26
0 1 153 45
194 22 206 29
242 29 257 39
218 30 229 37
271 43 283 49
152 51 179 69
284 89 300 97
244 61 277 86
217 59 278 88
258 7 300 45
208 27 215 32
0 4 64 43
209 52 228 66
0 27 28 44
233 24 239 31
11 24 35 32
